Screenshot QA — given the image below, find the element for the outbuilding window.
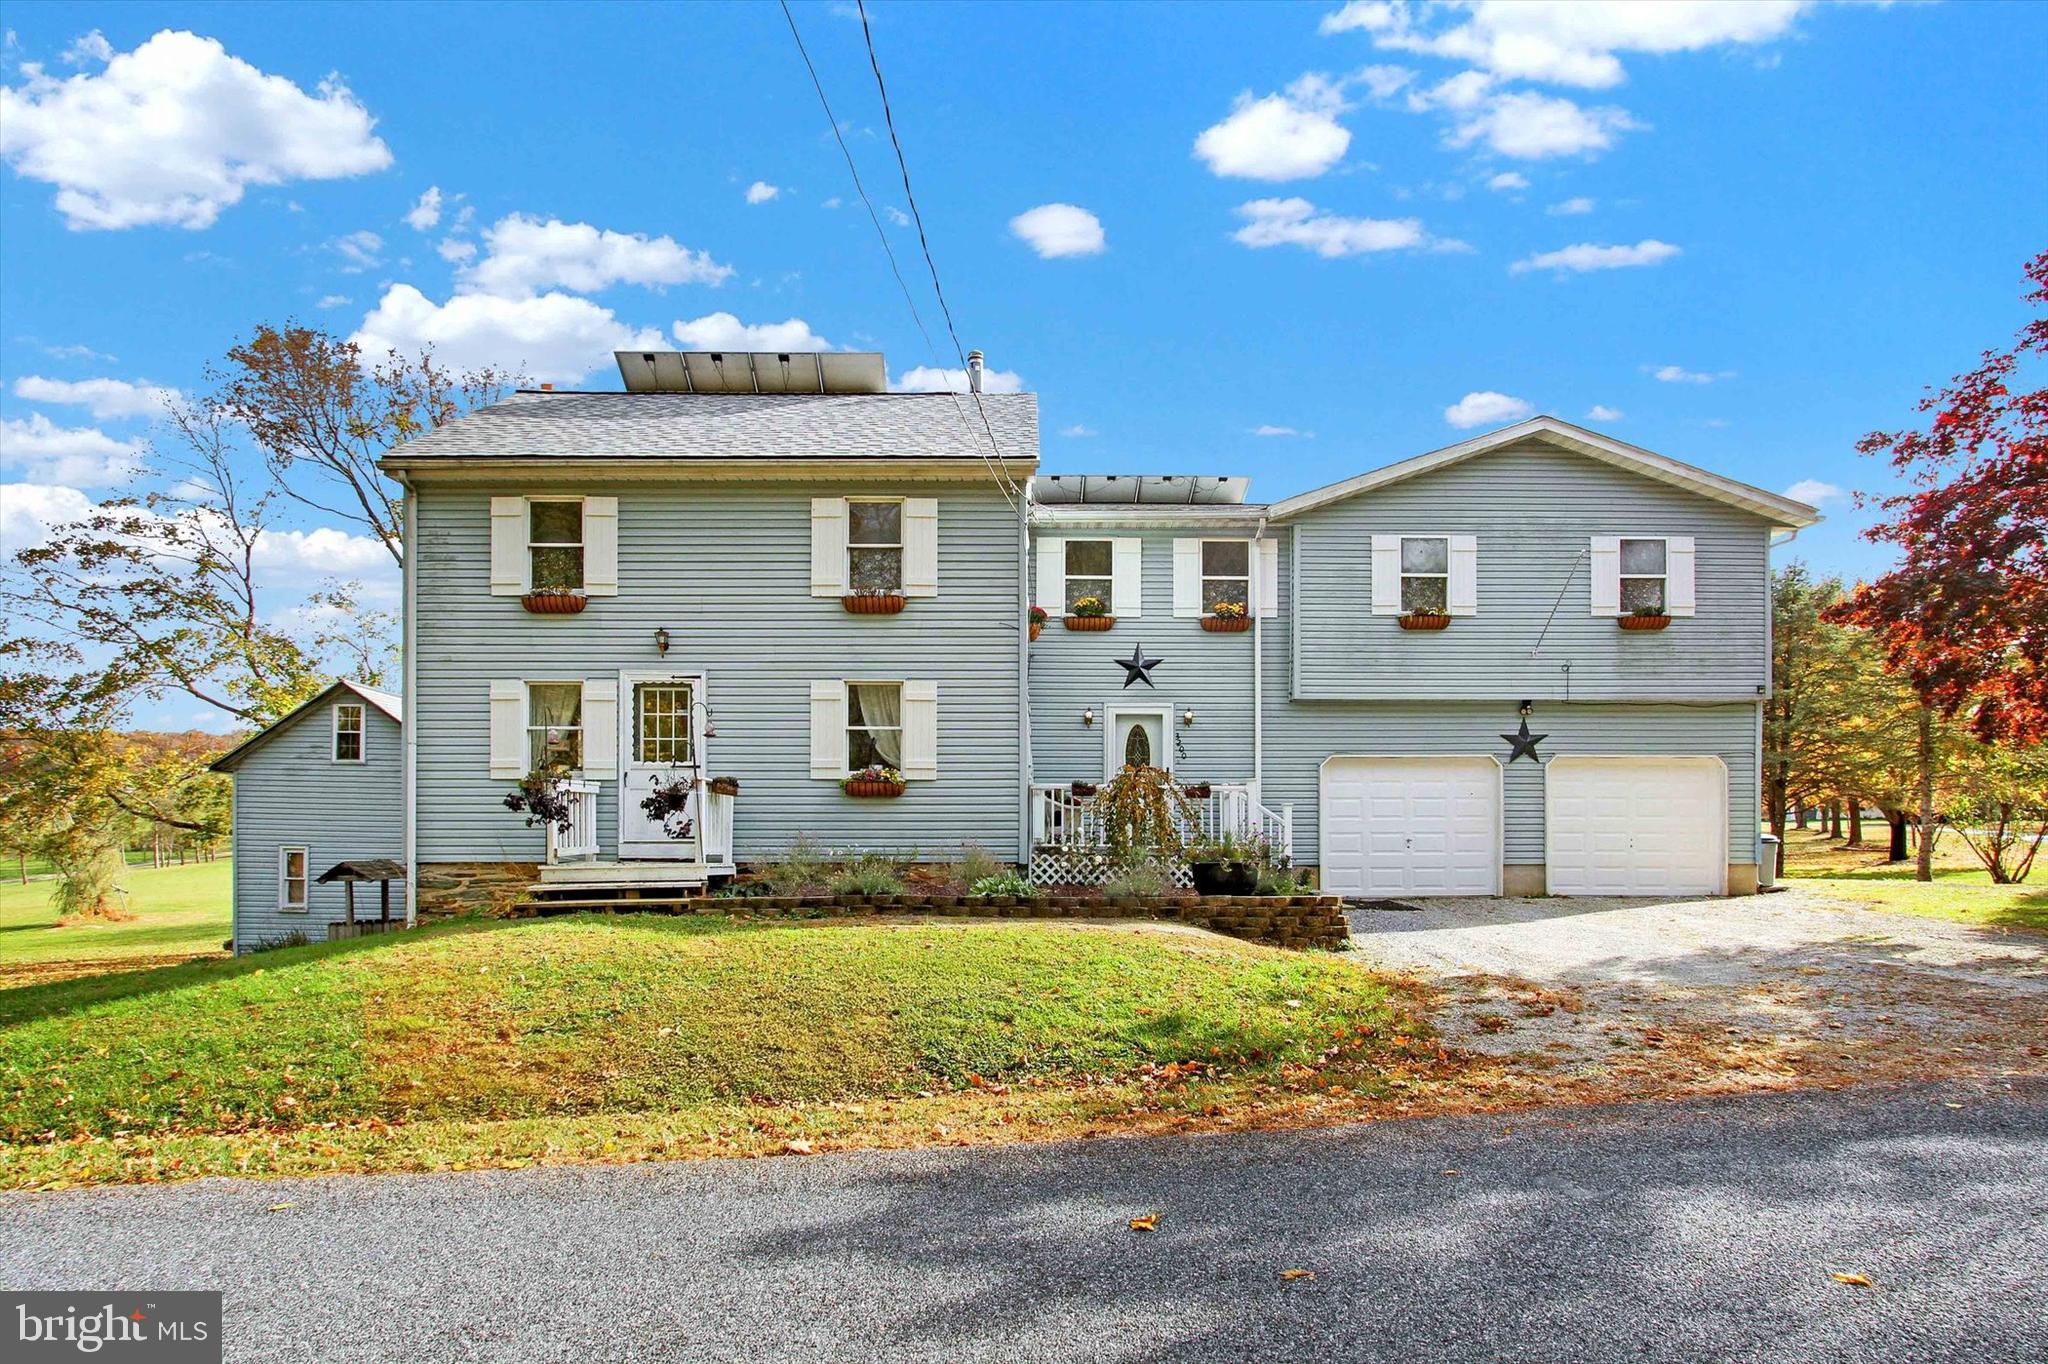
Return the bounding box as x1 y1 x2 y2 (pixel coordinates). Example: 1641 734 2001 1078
279 847 309 912
333 702 365 762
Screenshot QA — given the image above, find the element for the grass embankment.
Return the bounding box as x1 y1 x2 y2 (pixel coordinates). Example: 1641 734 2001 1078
0 861 233 984
1777 826 2047 934
0 915 1439 1188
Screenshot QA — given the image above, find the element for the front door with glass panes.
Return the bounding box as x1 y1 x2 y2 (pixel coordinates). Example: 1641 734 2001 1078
618 673 705 860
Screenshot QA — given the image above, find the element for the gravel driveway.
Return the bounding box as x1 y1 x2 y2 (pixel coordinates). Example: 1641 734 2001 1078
1346 887 2048 1097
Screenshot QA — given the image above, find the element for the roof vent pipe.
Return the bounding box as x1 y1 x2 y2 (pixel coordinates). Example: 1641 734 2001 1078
966 349 984 395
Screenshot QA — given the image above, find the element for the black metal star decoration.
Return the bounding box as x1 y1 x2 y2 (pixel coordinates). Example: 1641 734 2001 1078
1500 717 1547 763
1114 643 1163 689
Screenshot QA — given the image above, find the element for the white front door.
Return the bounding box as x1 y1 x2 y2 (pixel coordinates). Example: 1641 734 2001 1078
1546 756 1726 896
1107 708 1168 776
619 673 704 861
1320 756 1501 897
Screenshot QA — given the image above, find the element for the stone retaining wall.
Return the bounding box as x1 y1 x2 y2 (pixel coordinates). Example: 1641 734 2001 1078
416 861 540 918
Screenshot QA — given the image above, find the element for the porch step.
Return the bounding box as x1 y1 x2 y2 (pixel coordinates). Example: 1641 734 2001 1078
537 861 721 886
526 895 706 916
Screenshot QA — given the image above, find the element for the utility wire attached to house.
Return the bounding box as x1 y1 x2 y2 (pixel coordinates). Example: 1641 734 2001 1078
1530 547 1589 658
775 1 1019 508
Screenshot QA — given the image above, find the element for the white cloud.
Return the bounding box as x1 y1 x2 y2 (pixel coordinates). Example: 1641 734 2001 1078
0 30 393 230
1009 203 1106 258
1322 1 1810 90
352 284 664 385
1444 390 1535 428
1058 424 1097 438
1782 478 1840 506
0 413 147 485
820 196 843 210
1194 74 1353 181
1586 404 1623 421
1648 363 1734 384
745 180 781 204
891 366 1027 394
460 214 734 297
884 205 910 227
1251 425 1314 438
404 186 442 231
316 293 350 308
670 313 833 352
1511 239 1680 274
1356 64 1415 99
61 30 114 65
329 228 383 271
1411 69 1496 111
1486 171 1530 191
1548 196 1596 215
33 341 117 362
1231 197 1460 257
0 482 94 552
436 237 477 264
1449 90 1638 159
252 524 391 575
13 375 180 420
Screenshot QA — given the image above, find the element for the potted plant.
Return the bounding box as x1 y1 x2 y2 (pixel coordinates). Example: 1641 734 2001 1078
639 774 697 839
1069 780 1099 798
522 587 587 615
1398 610 1452 631
1063 596 1116 631
1202 600 1252 633
842 591 906 615
1618 605 1672 631
1181 782 1212 799
706 775 741 797
502 765 575 833
1187 833 1259 896
1028 604 1048 642
843 764 906 798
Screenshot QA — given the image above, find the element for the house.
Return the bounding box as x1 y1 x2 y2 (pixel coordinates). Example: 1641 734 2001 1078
210 680 404 952
213 348 1819 942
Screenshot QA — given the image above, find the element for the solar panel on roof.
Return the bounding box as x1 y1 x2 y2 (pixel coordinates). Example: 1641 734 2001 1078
1034 475 1249 505
614 351 888 395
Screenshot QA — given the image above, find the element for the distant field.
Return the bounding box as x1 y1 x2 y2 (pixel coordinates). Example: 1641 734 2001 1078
1777 826 2046 934
0 861 233 982
4 848 180 881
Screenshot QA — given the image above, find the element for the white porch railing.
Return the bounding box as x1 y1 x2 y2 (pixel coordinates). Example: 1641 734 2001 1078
1030 782 1293 861
701 789 735 867
547 780 601 863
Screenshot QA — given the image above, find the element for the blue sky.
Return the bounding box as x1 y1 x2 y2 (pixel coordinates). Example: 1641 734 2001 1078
2 2 2044 727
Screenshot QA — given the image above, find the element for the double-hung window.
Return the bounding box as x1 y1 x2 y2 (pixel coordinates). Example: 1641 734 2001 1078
1063 539 1113 614
1399 537 1450 614
528 500 584 591
279 847 309 912
1201 541 1250 613
1619 538 1668 614
527 682 584 772
846 682 903 772
847 500 904 594
332 703 365 762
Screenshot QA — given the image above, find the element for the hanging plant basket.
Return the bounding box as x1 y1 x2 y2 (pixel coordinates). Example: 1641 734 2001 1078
1064 615 1116 631
522 590 587 615
1181 783 1212 799
706 776 741 797
842 593 906 615
1619 614 1672 632
1398 612 1452 631
1201 615 1253 633
843 778 906 799
1029 621 1043 642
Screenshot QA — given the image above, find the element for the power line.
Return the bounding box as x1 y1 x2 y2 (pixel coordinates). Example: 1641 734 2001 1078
775 0 1017 506
853 0 1023 500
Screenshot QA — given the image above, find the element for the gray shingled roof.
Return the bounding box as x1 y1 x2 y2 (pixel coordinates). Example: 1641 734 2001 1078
380 390 1039 463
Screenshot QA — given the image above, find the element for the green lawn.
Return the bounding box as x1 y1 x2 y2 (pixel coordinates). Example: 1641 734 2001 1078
5 847 192 881
0 861 233 977
1776 827 2047 934
0 914 1431 1187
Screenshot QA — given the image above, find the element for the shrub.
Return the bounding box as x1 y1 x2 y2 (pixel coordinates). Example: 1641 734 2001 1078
769 833 832 896
47 838 127 921
832 851 907 896
956 840 1005 888
1257 869 1308 895
249 930 311 953
1105 859 1173 898
969 872 1036 898
1095 764 1198 862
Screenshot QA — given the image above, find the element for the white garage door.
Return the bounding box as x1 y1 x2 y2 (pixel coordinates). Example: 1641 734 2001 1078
1321 757 1501 897
1546 757 1726 896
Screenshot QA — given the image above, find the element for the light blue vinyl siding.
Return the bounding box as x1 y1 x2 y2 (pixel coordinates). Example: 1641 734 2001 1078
229 704 404 951
1028 529 1260 784
1288 443 1774 702
413 478 1023 862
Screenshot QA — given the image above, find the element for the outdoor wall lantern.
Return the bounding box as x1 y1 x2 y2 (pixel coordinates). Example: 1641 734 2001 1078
655 628 671 656
1181 708 1196 727
1081 708 1096 727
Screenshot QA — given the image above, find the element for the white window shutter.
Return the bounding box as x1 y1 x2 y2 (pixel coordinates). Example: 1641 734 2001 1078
902 497 939 598
1666 536 1697 616
1590 536 1621 616
1172 538 1202 618
901 680 938 780
810 680 848 778
1255 538 1280 619
581 678 619 777
1112 538 1144 618
583 496 618 596
1370 535 1401 615
489 680 525 778
810 498 848 597
490 497 526 596
1448 535 1478 616
1035 536 1065 614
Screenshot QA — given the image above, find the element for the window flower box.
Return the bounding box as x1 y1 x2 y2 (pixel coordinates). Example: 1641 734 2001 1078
843 765 906 799
522 590 587 615
842 593 906 615
1064 595 1114 630
1202 601 1250 632
1397 612 1451 631
1618 612 1672 631
706 776 741 797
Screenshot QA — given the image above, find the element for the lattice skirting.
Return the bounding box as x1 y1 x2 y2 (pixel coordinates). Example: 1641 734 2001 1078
1028 846 1193 888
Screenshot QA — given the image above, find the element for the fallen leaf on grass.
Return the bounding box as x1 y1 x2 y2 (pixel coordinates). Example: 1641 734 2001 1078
1440 1169 1460 1177
1280 1268 1316 1281
266 1202 293 1212
1831 1272 1873 1288
1129 1213 1160 1232
784 1139 814 1155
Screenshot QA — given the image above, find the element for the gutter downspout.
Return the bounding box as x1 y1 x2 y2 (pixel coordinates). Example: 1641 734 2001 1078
1019 480 1033 864
399 474 418 927
1253 516 1267 803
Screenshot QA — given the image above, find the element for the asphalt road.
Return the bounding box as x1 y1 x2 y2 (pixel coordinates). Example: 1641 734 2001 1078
5 1079 2044 1364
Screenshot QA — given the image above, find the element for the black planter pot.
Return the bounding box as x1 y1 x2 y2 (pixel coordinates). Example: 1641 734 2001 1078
1191 861 1258 896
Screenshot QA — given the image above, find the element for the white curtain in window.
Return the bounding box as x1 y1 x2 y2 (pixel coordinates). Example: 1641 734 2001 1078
531 685 582 729
854 684 902 767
